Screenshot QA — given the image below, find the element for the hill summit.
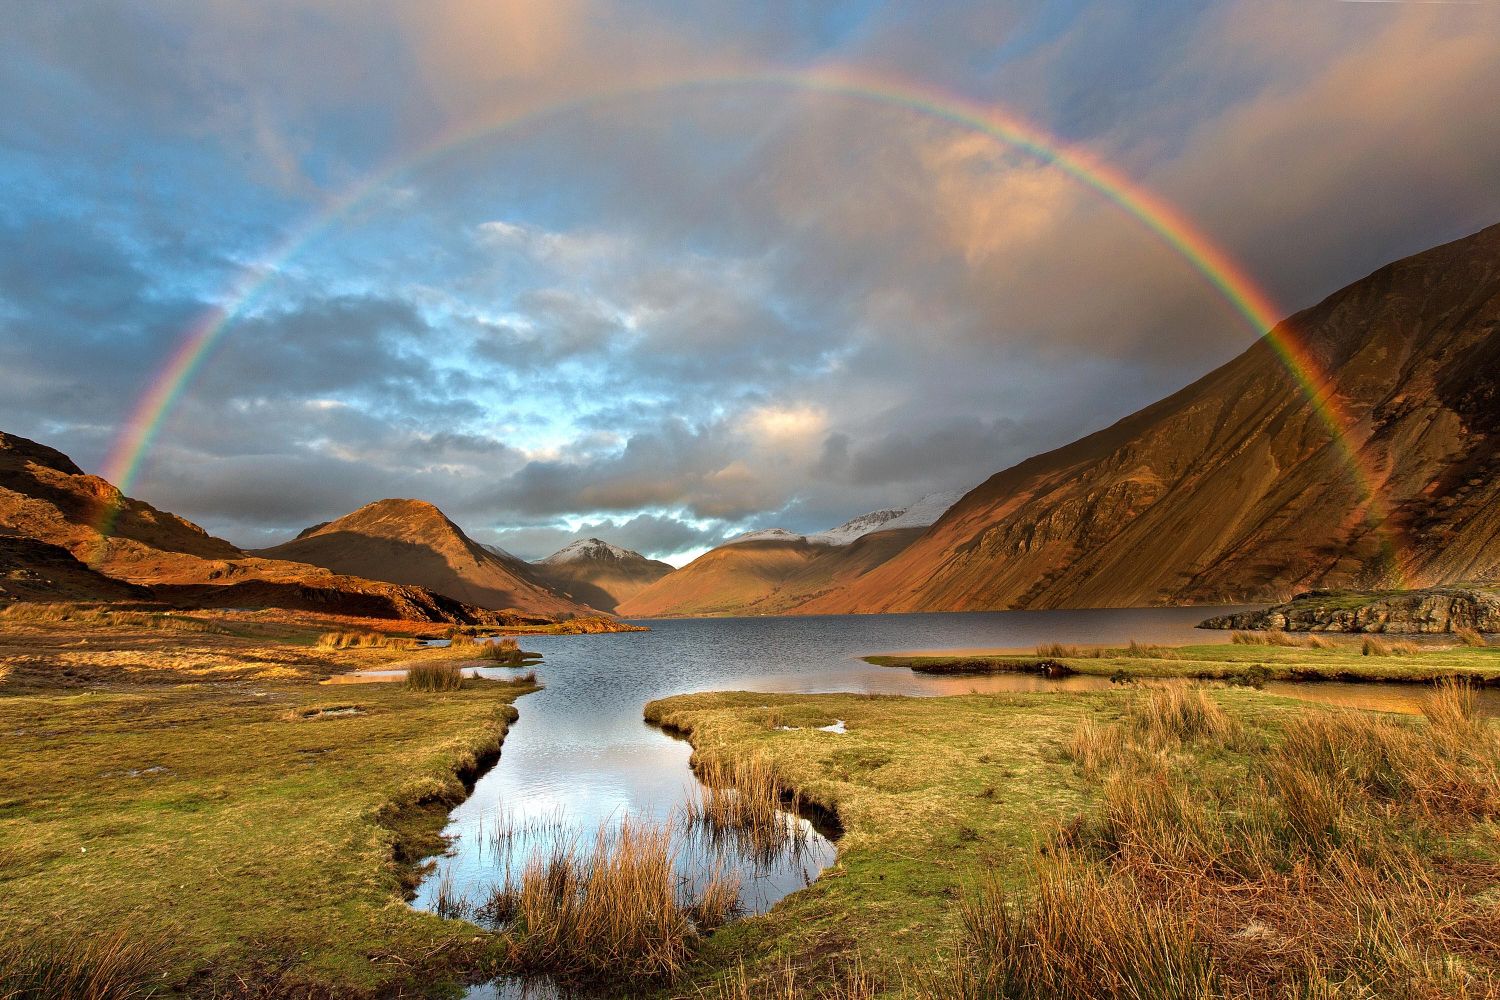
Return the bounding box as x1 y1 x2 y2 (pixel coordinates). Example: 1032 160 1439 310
258 499 591 615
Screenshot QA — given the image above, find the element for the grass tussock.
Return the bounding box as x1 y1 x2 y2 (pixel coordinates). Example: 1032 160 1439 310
1122 639 1180 660
1128 685 1239 746
1455 626 1489 648
316 630 418 650
0 930 163 1000
477 819 741 982
1232 630 1335 649
1363 636 1423 657
404 661 465 692
700 958 879 1000
477 638 529 664
981 679 1500 999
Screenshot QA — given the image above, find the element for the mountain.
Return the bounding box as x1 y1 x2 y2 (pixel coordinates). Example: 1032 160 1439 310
798 223 1500 613
257 499 592 616
615 493 961 617
531 538 673 613
0 432 539 623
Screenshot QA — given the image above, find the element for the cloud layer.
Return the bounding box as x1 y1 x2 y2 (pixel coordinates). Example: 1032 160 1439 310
3 1 1497 561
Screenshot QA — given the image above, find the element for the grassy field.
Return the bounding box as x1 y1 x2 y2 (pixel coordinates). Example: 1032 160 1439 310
0 607 539 998
647 680 1500 997
865 636 1500 685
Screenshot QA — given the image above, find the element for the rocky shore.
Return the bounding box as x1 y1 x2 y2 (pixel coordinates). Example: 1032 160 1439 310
1201 587 1500 634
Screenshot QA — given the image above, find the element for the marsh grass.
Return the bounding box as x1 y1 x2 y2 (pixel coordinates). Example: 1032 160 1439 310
1363 636 1423 657
684 754 808 862
405 661 465 691
477 638 526 663
316 630 418 650
477 818 741 982
700 958 878 1000
994 680 1500 999
0 929 164 1000
1127 685 1239 746
1232 630 1335 649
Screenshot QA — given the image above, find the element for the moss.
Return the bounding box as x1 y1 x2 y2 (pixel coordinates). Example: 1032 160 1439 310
0 665 535 996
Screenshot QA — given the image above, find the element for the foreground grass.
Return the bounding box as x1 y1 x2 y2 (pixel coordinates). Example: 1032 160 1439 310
865 639 1500 685
648 684 1500 997
0 643 538 997
645 690 1101 991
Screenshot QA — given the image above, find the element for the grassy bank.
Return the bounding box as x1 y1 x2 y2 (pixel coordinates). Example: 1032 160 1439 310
0 612 540 997
646 683 1500 997
865 638 1500 685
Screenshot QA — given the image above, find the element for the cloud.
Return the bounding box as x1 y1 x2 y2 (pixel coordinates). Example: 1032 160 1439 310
3 0 1498 553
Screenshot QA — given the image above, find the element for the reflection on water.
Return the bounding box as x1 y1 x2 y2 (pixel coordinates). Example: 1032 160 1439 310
403 606 1496 996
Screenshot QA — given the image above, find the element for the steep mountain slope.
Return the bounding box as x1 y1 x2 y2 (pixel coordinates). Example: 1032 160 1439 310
801 223 1500 613
258 500 592 615
0 432 529 622
616 494 959 617
532 538 673 613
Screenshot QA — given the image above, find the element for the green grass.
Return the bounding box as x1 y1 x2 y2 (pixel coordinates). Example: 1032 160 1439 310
645 689 1104 991
0 674 537 996
864 640 1500 685
645 683 1500 997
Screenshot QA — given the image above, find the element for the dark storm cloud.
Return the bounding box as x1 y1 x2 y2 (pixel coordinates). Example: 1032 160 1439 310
4 0 1499 547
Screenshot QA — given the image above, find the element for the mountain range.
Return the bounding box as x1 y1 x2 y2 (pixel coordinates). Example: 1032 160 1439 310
2 225 1497 620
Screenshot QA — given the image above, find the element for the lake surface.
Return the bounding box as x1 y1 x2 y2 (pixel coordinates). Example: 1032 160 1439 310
408 606 1489 996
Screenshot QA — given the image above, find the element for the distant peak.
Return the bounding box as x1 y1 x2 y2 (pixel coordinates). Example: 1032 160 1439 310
540 537 645 564
726 527 806 545
808 490 965 546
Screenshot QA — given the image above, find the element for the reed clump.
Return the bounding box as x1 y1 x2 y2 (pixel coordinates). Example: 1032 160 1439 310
1232 630 1334 649
0 929 163 1000
478 638 528 664
405 661 465 692
480 819 740 982
1363 636 1422 657
1122 639 1180 659
1128 685 1238 746
970 680 1500 998
316 630 416 650
684 754 806 861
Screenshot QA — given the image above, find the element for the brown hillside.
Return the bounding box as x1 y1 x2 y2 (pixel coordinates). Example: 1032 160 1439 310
801 223 1500 613
0 433 528 623
257 500 592 616
616 528 923 618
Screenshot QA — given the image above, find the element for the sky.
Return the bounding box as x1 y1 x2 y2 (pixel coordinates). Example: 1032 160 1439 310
3 1 1499 564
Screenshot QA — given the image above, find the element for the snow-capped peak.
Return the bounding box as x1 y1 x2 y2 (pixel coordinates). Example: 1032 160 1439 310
725 527 806 546
807 491 965 546
539 538 641 564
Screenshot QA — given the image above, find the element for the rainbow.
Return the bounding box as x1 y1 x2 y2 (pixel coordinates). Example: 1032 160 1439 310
93 65 1399 577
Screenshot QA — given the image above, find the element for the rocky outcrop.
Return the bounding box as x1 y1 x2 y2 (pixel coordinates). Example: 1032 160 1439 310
1201 588 1500 634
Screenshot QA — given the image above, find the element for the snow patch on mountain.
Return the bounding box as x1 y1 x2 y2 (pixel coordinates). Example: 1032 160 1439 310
725 527 806 546
538 538 644 564
808 491 964 546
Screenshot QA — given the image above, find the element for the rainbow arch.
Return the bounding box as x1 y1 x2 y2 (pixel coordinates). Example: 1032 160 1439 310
93 65 1399 577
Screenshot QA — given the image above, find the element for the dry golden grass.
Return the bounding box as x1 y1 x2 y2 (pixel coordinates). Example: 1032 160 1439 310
1363 636 1423 657
1232 630 1335 649
684 754 808 862
985 679 1500 999
0 929 164 1000
0 602 216 633
405 661 465 691
479 819 740 982
1127 685 1239 746
316 629 418 650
